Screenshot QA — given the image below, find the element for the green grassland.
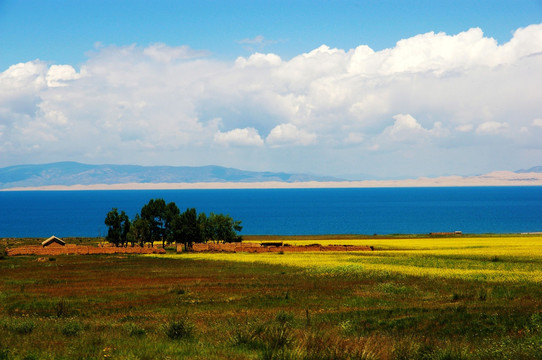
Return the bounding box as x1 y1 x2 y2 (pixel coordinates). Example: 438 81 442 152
1 235 542 359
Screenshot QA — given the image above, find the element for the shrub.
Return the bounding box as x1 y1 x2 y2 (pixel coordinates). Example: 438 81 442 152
22 353 38 360
54 298 69 318
165 316 195 340
528 312 542 332
275 311 294 325
168 286 187 295
11 319 35 335
61 321 82 337
229 320 265 348
0 245 6 260
260 312 296 360
230 312 296 359
391 338 469 360
124 323 146 337
0 347 8 360
300 330 380 360
477 287 488 301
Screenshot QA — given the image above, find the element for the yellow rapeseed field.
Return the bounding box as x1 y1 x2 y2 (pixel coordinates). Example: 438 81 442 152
159 236 542 283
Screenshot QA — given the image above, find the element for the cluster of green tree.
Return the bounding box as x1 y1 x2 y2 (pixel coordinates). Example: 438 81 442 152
104 198 242 249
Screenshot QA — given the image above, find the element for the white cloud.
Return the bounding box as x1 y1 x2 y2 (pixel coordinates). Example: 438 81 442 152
235 53 282 68
143 43 209 62
476 121 509 135
238 35 266 45
1 24 542 177
237 35 279 52
380 114 446 142
266 124 316 146
388 114 424 134
214 127 264 146
455 124 474 132
345 132 364 144
0 61 47 104
46 65 81 87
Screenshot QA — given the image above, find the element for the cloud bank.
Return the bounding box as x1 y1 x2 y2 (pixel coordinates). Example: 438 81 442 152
1 24 542 177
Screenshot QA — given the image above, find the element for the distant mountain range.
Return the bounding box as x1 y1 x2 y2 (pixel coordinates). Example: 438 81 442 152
0 162 341 189
1 162 542 190
516 166 542 173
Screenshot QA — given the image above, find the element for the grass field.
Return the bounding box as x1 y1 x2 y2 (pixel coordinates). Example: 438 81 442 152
1 235 542 359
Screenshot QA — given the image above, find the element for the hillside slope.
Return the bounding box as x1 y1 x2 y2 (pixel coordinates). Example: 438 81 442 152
0 162 340 189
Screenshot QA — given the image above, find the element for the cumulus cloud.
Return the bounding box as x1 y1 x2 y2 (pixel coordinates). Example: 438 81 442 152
2 24 542 177
46 65 81 87
455 124 474 132
374 114 448 149
235 53 282 68
143 43 209 62
214 127 264 146
266 124 317 146
476 121 509 135
344 132 364 144
387 114 424 135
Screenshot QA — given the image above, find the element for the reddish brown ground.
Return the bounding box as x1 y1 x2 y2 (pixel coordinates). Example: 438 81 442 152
7 244 166 256
185 242 372 253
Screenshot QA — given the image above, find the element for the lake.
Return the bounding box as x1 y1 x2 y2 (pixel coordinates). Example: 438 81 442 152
1 187 541 237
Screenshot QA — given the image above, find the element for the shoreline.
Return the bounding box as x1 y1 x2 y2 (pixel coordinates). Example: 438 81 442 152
2 170 542 190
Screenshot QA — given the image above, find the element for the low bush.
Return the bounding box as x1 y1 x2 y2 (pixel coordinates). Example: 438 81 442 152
229 319 265 348
61 320 82 337
260 312 296 360
11 319 36 335
54 298 70 318
300 329 380 360
124 322 146 337
0 347 8 360
477 287 488 301
168 286 187 295
165 316 195 340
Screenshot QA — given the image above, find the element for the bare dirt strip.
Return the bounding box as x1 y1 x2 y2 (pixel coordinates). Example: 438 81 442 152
185 242 373 253
7 244 166 256
7 242 372 256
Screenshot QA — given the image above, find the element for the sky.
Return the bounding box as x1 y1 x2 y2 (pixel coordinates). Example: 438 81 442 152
1 0 542 179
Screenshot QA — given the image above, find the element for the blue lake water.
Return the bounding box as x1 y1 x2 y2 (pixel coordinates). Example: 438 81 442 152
0 187 541 238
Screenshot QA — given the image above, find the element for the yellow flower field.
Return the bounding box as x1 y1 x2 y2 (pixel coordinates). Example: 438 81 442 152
158 235 542 283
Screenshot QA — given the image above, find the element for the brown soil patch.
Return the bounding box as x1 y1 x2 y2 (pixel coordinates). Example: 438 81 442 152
186 242 373 253
7 244 166 256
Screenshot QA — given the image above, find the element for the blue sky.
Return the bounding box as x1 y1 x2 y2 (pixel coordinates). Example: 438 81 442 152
1 0 542 178
2 0 540 70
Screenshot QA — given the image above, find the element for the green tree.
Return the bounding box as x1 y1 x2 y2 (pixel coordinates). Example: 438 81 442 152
140 198 181 248
164 201 180 245
204 212 243 243
140 199 167 247
172 208 203 250
198 212 211 242
127 213 150 247
104 208 131 247
119 210 131 247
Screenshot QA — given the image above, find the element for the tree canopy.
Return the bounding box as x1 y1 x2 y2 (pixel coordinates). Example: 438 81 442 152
104 199 242 249
104 208 130 247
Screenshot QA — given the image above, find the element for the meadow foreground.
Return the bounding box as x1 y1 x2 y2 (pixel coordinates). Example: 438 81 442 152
1 235 542 359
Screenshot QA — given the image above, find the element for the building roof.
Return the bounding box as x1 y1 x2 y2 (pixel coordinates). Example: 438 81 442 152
41 235 66 246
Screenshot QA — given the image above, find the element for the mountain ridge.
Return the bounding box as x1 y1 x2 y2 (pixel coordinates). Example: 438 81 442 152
516 166 542 173
0 162 342 189
1 162 542 190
